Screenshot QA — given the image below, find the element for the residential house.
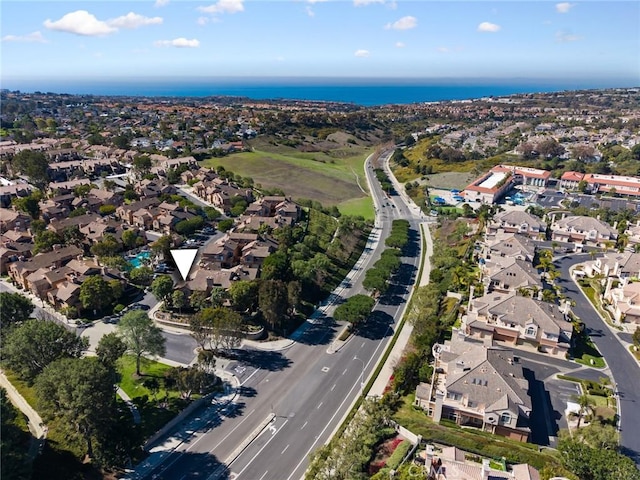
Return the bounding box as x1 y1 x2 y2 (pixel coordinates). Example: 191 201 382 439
486 210 546 239
418 446 540 480
463 291 573 356
483 258 541 294
8 245 83 295
0 240 33 274
606 282 640 324
0 209 31 233
0 184 33 208
550 215 617 247
415 331 532 442
484 233 537 263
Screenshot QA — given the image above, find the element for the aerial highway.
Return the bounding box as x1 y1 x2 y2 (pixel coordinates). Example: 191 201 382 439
135 150 427 480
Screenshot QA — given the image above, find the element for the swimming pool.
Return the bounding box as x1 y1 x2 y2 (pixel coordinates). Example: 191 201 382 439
129 250 151 269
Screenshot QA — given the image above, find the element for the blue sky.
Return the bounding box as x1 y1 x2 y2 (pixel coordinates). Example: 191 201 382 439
1 0 639 84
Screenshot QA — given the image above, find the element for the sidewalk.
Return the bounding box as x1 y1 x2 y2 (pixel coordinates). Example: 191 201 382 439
0 369 47 460
367 151 433 397
124 372 240 480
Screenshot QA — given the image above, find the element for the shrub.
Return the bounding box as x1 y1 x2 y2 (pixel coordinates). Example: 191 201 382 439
386 440 412 470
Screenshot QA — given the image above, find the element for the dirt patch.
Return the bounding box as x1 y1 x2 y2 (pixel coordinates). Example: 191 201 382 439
421 171 476 190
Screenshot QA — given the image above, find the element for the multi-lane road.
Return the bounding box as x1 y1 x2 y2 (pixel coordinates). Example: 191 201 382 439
137 151 426 480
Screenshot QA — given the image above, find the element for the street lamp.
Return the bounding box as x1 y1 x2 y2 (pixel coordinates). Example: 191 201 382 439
353 356 365 395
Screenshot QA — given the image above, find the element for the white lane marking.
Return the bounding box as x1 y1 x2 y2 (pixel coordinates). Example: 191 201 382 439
258 471 269 480
210 409 256 451
285 321 391 480
235 419 289 478
240 368 261 386
361 342 365 348
342 368 348 375
301 421 307 430
317 402 323 409
281 444 289 455
331 384 336 391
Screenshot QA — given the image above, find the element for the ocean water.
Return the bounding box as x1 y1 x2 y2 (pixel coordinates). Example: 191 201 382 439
4 77 628 106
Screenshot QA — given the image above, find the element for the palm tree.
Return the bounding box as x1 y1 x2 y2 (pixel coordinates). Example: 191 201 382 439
571 392 595 429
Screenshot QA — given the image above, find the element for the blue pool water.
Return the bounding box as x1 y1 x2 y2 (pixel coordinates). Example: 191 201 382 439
129 251 151 269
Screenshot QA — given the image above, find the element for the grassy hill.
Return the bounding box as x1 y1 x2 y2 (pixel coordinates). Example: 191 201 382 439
200 134 375 218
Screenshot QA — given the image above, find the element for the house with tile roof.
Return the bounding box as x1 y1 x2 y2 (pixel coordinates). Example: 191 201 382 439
550 214 617 247
463 291 573 356
486 210 546 239
415 331 532 442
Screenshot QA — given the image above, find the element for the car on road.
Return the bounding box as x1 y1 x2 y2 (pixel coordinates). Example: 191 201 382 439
130 303 150 311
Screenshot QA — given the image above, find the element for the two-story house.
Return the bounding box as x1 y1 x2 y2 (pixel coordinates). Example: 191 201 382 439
415 332 532 442
463 291 573 356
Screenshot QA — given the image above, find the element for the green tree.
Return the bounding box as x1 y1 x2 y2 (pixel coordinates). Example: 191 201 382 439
151 275 174 304
33 230 63 254
189 290 209 311
632 326 640 348
228 280 258 312
12 150 50 189
117 310 166 376
129 266 154 286
333 294 375 329
90 234 122 258
121 229 140 250
172 290 186 313
558 436 640 480
11 192 41 219
132 155 152 175
95 332 127 371
2 319 87 380
571 392 596 429
0 292 34 333
62 225 85 247
1 388 31 480
80 275 113 313
99 204 116 216
259 279 289 333
190 307 243 353
35 357 115 460
261 250 290 281
151 235 172 260
217 218 234 232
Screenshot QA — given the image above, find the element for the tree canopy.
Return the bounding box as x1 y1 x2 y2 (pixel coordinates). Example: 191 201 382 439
35 357 117 461
2 319 87 380
117 310 166 376
0 292 34 333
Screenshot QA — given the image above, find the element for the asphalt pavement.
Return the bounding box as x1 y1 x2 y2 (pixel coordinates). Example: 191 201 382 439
556 255 640 465
126 150 425 480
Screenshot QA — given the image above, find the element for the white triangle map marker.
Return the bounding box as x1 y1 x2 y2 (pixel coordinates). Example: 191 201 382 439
170 249 198 281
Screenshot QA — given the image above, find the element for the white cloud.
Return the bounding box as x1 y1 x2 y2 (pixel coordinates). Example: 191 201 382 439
44 10 117 36
108 12 163 29
437 46 450 53
198 0 244 15
308 0 328 3
395 41 405 48
384 16 417 30
354 49 370 57
155 37 200 48
2 31 48 43
154 0 170 6
477 21 501 32
555 2 574 13
555 30 581 42
354 0 384 5
306 6 315 17
197 16 209 25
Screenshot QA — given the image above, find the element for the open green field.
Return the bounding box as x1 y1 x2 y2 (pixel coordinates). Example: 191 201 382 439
201 145 374 209
117 355 176 400
337 196 375 219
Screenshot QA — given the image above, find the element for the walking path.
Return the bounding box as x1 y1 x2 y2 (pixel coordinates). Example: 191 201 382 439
367 150 433 398
0 370 47 460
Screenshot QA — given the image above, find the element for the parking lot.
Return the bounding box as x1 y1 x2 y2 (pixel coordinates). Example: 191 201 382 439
515 350 610 447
